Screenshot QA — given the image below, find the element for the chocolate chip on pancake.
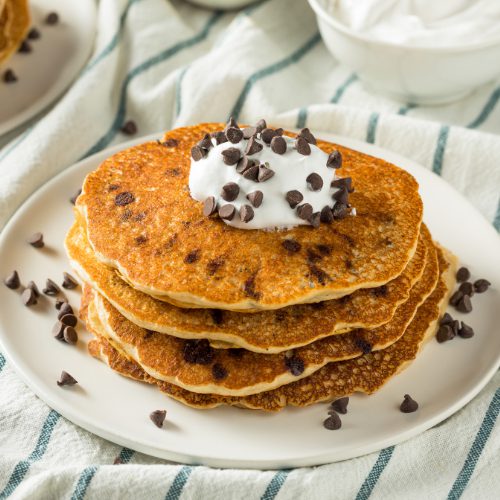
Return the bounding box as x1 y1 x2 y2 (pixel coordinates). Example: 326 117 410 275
400 394 418 413
255 119 267 132
436 324 454 343
270 136 287 155
332 203 348 220
455 295 472 313
308 264 331 285
285 190 303 208
295 137 311 155
258 164 275 182
320 206 333 223
333 188 349 205
162 138 178 148
371 285 388 297
63 326 78 345
282 239 301 253
355 338 372 354
210 309 224 325
296 203 313 220
224 117 238 133
226 127 243 144
203 196 218 217
331 177 352 191
261 128 277 144
219 204 236 221
456 267 470 282
121 120 137 135
212 364 228 381
242 165 259 181
306 173 323 191
247 190 263 208
46 12 60 25
239 205 254 223
3 70 18 84
242 127 257 139
57 371 77 387
221 147 241 165
4 270 20 289
149 410 167 428
221 182 240 202
309 212 321 228
22 288 37 306
474 279 490 293
327 150 342 168
236 156 252 174
70 189 82 205
183 339 214 365
285 355 305 376
458 322 474 338
330 397 349 414
197 133 213 150
115 192 135 206
213 131 228 145
323 413 342 430
43 278 60 296
27 281 40 298
245 136 263 155
184 249 200 264
298 128 316 145
62 272 78 289
191 145 208 162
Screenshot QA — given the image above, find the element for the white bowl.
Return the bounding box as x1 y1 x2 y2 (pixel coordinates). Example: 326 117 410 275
308 0 500 105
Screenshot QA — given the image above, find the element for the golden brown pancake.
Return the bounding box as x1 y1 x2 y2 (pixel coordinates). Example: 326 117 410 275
76 124 423 311
67 220 429 353
88 246 456 410
0 0 30 65
81 237 438 397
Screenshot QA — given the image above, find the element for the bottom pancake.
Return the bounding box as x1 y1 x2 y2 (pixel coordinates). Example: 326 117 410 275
86 246 456 411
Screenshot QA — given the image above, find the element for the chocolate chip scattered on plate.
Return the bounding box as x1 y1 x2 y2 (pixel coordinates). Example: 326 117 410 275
149 410 167 428
400 394 418 413
4 270 20 289
62 272 78 289
330 397 349 414
57 371 77 386
120 120 137 135
27 232 44 248
323 412 342 430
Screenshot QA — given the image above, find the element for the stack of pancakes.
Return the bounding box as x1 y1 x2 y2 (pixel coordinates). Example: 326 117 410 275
0 0 30 65
66 123 457 412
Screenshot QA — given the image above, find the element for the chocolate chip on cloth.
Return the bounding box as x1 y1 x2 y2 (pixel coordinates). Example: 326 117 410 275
43 278 60 296
330 397 349 414
4 270 20 289
323 412 342 430
57 371 78 387
400 394 419 413
62 272 78 289
149 410 167 428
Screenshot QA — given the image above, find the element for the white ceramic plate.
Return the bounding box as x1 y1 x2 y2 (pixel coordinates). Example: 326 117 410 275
0 0 96 136
0 132 499 469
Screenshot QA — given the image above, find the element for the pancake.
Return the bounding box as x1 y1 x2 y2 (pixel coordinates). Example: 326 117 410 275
0 0 30 65
67 220 429 353
77 123 423 311
81 237 438 397
88 246 456 410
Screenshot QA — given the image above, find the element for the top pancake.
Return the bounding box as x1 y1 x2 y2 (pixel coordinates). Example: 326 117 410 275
77 123 423 311
0 0 30 65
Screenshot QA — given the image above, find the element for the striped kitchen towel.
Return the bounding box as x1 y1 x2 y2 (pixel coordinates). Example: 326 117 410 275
0 0 499 498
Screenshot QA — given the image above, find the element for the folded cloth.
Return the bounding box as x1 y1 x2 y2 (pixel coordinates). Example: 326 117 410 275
0 1 499 499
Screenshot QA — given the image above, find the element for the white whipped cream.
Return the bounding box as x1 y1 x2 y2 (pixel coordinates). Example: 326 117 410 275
328 0 500 47
189 133 343 230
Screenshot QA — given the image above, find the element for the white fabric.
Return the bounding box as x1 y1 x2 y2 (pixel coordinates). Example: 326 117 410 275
0 0 499 499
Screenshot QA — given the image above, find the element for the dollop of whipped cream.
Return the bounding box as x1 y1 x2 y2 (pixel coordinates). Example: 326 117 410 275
189 119 353 230
329 0 500 47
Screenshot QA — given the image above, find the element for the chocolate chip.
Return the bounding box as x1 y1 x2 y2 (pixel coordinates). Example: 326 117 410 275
332 203 348 220
331 177 352 191
213 131 228 145
236 156 256 174
323 412 342 430
455 295 473 313
22 288 37 306
242 127 257 139
184 249 200 264
400 394 418 413
258 164 275 182
306 249 321 263
57 371 77 387
355 338 372 354
371 285 388 298
298 128 316 145
135 235 147 245
285 355 305 376
440 313 454 325
295 137 311 155
62 272 78 289
212 363 228 381
221 182 240 202
224 117 238 133
196 134 212 151
3 69 17 83
115 192 135 206
191 145 207 162
282 239 301 253
261 128 277 144
285 190 303 208
46 12 59 25
58 303 74 319
219 204 236 221
70 189 82 205
296 203 313 220
327 150 342 168
270 135 287 155
228 348 244 358
28 27 40 39
474 279 491 293
150 410 167 428
52 322 65 340
60 314 77 327
456 267 470 282
108 184 120 191
207 257 224 276
221 147 241 166
120 120 137 135
245 136 263 156
306 173 323 191
242 165 259 181
43 278 60 296
210 309 223 325
449 290 463 306
309 212 321 228
247 190 263 208
27 281 40 298
226 127 243 144
162 138 178 148
330 397 349 414
183 339 214 364
459 282 474 296
239 205 254 223
320 206 333 223
436 324 454 343
55 298 67 310
243 273 261 299
18 40 32 53
63 326 78 345
333 188 349 205
255 119 267 132
4 270 20 289
450 319 460 336
458 321 474 339
203 196 218 217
